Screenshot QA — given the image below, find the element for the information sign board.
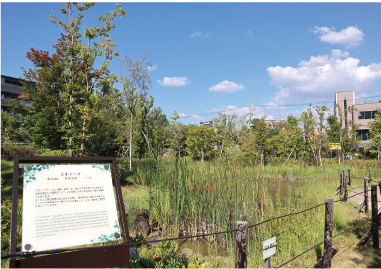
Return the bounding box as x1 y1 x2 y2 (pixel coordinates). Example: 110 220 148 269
22 164 121 252
263 237 276 260
329 143 341 150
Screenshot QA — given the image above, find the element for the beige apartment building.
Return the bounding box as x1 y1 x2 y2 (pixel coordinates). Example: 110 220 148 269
334 91 381 144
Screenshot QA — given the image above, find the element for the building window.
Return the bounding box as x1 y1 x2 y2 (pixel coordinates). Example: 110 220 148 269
357 130 370 141
359 110 379 120
344 97 347 109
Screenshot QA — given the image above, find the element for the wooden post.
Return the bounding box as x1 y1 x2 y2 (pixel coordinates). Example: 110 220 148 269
371 185 379 249
379 180 381 196
323 198 333 268
348 168 351 186
235 221 248 268
264 238 271 269
313 245 339 268
364 177 369 214
369 167 371 183
357 211 381 246
343 174 348 202
340 172 343 195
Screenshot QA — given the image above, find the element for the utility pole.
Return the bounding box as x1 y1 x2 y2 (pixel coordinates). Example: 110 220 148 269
246 102 255 134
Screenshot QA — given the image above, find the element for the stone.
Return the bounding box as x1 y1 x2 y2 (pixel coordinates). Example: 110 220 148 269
136 216 151 235
114 196 133 213
181 248 193 258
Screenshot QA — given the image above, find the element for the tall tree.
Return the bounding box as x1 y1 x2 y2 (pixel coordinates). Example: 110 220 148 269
255 117 269 169
50 2 125 156
12 35 67 150
186 126 216 163
368 108 381 160
1 112 23 143
118 50 152 170
315 105 329 167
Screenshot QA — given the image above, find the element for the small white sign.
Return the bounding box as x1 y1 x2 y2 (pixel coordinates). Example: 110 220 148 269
263 237 276 260
22 164 121 252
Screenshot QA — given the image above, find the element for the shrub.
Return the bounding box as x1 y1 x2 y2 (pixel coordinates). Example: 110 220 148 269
34 149 69 157
1 145 38 160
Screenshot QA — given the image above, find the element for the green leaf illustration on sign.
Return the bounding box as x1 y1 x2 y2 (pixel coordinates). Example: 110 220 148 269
91 164 110 172
24 165 56 188
90 221 120 243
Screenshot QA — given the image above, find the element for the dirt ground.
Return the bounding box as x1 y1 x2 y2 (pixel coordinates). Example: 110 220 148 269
330 187 381 268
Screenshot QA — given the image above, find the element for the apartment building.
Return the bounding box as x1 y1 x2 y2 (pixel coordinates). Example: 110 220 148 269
1 75 26 116
334 91 381 143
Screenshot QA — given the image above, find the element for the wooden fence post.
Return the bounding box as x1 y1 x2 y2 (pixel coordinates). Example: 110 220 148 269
348 168 351 186
340 172 343 195
369 167 371 183
343 174 348 202
371 185 379 249
364 177 369 214
379 180 381 196
235 221 248 268
323 198 333 268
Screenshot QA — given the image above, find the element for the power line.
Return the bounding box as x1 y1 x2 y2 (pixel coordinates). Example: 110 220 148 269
178 95 381 119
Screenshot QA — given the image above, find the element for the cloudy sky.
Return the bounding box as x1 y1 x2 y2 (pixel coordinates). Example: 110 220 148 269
2 2 381 124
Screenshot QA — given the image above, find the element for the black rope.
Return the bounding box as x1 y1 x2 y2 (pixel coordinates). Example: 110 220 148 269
332 218 370 239
248 202 326 229
333 190 367 203
275 218 371 268
275 240 324 268
1 227 238 259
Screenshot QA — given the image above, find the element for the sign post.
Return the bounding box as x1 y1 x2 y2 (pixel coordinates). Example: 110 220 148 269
9 156 130 268
263 237 276 268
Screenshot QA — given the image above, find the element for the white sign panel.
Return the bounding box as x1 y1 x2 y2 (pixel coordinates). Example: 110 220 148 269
263 237 276 260
22 164 121 252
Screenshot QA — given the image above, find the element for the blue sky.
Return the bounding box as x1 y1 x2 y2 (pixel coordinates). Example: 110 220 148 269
2 2 381 125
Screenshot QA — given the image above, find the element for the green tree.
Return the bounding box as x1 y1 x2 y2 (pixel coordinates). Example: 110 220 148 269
346 106 361 157
315 105 329 167
255 117 269 169
118 51 152 170
368 108 381 160
326 115 340 143
1 112 23 143
273 115 303 159
300 105 318 164
186 126 216 163
12 35 67 150
50 2 125 156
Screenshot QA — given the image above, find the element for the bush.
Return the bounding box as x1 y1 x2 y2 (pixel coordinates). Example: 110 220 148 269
34 149 69 157
1 145 38 160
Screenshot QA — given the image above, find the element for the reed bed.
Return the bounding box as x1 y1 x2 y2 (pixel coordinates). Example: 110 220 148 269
126 157 380 267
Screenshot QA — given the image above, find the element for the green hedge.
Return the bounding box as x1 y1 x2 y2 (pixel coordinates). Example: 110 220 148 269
1 145 38 160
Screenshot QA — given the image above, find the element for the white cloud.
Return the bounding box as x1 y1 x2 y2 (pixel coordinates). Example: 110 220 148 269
247 30 253 37
179 113 187 118
267 53 381 102
204 108 219 113
330 49 349 59
190 114 204 121
190 31 202 38
157 77 190 86
209 80 245 93
147 64 157 71
264 86 288 109
312 26 364 48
